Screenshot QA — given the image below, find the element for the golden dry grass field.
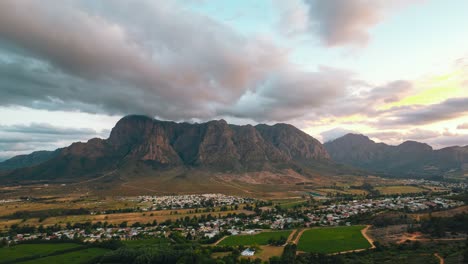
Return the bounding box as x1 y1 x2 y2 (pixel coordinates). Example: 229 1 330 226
245 245 284 261
0 208 254 230
0 196 254 230
375 185 427 195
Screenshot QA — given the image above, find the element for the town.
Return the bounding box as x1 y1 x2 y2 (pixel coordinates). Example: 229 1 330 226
2 192 464 246
136 193 255 210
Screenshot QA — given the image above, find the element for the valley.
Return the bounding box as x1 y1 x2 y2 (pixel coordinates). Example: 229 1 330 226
1 175 467 263
0 116 466 263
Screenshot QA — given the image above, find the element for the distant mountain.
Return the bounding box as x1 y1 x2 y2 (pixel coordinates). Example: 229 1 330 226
324 133 468 178
0 150 60 171
1 115 335 184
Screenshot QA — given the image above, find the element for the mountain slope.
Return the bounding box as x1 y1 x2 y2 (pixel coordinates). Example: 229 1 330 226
1 115 333 184
0 150 60 171
324 133 468 178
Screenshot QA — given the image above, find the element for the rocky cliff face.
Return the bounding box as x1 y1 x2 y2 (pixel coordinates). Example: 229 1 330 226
2 115 331 182
324 133 468 178
256 123 330 161
104 116 330 169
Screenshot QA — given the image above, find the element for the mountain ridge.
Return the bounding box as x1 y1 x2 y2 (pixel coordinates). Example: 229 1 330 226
324 133 468 178
0 115 332 184
2 123 466 183
0 150 61 171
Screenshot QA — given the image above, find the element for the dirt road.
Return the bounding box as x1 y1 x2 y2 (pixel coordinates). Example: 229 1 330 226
292 228 309 244
284 229 297 245
434 253 444 264
361 225 376 249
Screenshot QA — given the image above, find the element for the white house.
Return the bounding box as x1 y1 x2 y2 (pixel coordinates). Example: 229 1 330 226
241 248 255 256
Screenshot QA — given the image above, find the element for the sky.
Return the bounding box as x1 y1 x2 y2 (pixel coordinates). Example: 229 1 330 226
0 0 467 160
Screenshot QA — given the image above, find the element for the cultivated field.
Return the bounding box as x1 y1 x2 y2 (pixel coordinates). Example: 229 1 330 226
297 226 371 254
218 230 292 246
0 196 140 219
247 245 284 261
0 171 406 200
0 196 254 230
0 243 83 263
312 188 368 196
18 247 109 264
0 208 253 230
275 199 308 209
375 185 427 195
122 238 169 247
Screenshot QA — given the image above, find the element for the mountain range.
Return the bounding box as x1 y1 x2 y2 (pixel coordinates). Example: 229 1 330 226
0 115 336 184
0 150 60 171
324 133 468 179
0 116 466 185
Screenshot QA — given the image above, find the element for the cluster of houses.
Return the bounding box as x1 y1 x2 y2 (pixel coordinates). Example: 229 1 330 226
136 193 255 210
404 179 467 190
0 199 21 204
308 196 464 226
2 226 166 244
1 193 465 245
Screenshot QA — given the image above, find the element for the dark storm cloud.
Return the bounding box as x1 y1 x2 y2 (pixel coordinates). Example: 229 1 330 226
0 0 458 129
219 67 355 121
1 0 365 121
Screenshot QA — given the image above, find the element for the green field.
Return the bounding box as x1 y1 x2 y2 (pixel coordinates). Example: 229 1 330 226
122 238 170 247
0 243 82 263
277 200 307 209
375 185 426 195
297 226 371 254
219 230 291 246
17 247 109 264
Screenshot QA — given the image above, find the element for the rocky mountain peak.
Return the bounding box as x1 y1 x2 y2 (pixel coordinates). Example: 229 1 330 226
1 115 331 182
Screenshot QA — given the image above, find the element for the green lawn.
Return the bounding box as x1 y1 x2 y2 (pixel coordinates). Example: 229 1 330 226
297 226 371 254
219 230 291 246
0 243 82 263
18 247 110 264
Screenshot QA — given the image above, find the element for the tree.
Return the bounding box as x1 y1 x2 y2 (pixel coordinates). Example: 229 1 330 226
463 238 468 264
1 238 8 248
281 243 296 264
269 256 282 264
